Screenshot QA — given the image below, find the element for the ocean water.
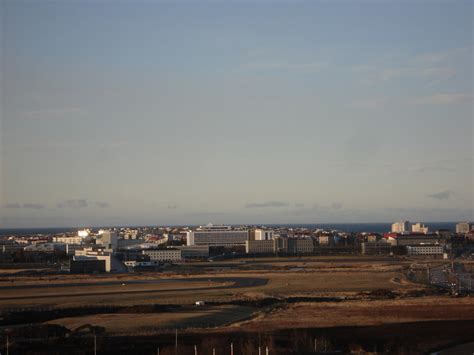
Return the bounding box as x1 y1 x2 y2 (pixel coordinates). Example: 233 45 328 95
0 222 457 236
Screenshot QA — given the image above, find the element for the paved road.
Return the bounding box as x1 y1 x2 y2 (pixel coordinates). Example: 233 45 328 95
0 277 268 301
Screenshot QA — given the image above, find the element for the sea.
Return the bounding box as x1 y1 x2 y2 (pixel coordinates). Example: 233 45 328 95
0 222 458 236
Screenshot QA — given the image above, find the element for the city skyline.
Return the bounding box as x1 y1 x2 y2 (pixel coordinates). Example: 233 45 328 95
1 0 473 227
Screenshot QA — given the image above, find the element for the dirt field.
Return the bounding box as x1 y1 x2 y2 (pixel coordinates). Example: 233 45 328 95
233 296 474 331
46 305 256 334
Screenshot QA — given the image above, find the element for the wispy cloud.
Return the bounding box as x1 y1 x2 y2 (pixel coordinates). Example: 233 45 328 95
20 108 82 119
414 46 471 64
243 61 325 71
410 93 473 105
4 203 45 209
428 190 455 200
245 201 290 208
96 202 110 208
57 199 89 209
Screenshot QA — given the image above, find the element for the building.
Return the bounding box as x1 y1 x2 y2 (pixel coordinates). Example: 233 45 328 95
412 223 429 234
456 222 473 234
386 234 444 247
0 239 24 254
361 241 392 255
186 225 248 247
245 240 277 254
250 229 274 241
391 220 410 233
72 248 112 272
317 235 335 246
406 245 444 256
142 249 181 262
117 238 145 249
97 231 118 251
77 229 90 238
24 243 66 253
175 245 210 258
53 235 84 245
70 256 107 273
287 238 314 254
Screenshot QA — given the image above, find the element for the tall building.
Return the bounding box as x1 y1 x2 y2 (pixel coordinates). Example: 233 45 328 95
391 220 410 233
186 225 248 246
456 222 473 234
412 223 429 234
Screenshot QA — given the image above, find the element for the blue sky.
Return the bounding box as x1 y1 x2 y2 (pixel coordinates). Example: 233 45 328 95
1 0 473 227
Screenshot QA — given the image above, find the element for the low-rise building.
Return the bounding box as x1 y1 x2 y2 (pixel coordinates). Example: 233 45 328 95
74 247 112 272
175 245 210 258
287 238 314 253
361 241 392 255
245 240 277 254
142 249 181 262
53 235 84 245
406 245 444 256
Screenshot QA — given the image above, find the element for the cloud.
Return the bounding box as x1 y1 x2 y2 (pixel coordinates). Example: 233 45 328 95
352 98 388 109
243 61 324 71
410 94 473 105
331 202 343 210
4 203 45 209
57 199 89 209
245 201 290 208
96 202 110 208
295 203 305 208
4 203 21 209
168 204 179 209
20 108 82 120
428 190 454 200
414 47 471 64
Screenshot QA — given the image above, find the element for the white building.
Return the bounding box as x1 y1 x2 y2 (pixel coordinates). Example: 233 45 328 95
53 235 84 245
412 223 429 234
78 229 90 238
391 220 411 233
406 245 444 256
142 249 182 262
186 225 248 246
254 229 274 241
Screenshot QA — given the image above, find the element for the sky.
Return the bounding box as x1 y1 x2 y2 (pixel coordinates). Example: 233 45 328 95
0 0 473 228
